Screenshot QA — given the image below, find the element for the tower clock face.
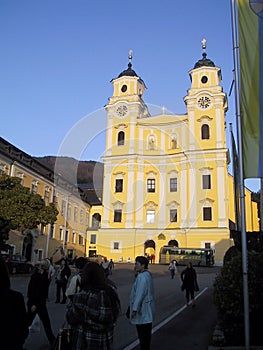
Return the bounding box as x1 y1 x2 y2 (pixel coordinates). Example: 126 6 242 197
198 96 211 109
116 104 128 118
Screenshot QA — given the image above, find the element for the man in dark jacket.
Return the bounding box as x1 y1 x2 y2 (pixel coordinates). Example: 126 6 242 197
181 262 198 307
0 257 29 350
27 259 55 347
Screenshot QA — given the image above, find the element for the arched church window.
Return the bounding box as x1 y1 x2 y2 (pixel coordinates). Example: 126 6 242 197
201 124 210 140
117 131 125 146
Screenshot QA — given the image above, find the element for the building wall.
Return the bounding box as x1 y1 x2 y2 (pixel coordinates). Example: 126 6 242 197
0 142 90 263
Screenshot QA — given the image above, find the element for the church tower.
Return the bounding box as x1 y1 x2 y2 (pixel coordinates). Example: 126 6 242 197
102 51 149 231
183 39 229 231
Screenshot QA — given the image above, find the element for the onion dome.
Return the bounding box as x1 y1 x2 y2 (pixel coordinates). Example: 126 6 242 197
118 62 138 77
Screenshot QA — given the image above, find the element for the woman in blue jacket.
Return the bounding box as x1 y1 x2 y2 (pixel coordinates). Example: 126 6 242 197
129 256 155 350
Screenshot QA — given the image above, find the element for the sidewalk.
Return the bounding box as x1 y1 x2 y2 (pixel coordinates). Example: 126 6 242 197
134 286 217 350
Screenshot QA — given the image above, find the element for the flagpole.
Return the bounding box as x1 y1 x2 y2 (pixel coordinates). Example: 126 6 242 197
260 178 263 231
230 1 250 349
230 123 241 231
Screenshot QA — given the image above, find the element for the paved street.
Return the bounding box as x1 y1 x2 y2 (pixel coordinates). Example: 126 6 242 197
11 263 220 350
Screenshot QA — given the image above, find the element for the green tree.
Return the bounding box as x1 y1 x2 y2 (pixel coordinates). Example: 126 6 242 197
214 251 263 346
0 175 58 247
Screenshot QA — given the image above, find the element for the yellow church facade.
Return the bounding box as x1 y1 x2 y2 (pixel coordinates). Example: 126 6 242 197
91 46 258 265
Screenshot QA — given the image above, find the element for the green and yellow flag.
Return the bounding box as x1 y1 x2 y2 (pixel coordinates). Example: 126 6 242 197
237 0 263 178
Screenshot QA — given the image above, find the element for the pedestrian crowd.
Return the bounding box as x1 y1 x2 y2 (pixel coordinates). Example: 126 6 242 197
0 255 199 350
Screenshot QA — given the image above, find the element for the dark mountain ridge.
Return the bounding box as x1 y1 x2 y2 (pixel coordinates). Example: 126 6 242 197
34 156 104 189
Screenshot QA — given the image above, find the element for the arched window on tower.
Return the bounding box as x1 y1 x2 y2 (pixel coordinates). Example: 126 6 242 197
117 131 125 146
201 124 210 140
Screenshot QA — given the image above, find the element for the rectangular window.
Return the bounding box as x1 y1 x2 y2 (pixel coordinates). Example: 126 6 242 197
61 200 66 216
86 212 89 226
78 235 84 245
38 249 43 261
90 234 96 244
146 210 155 223
202 174 211 189
147 179 155 193
0 164 6 175
80 210 84 224
114 209 122 222
49 225 55 239
31 181 38 194
59 228 63 241
170 209 177 222
113 242 119 250
203 207 212 221
205 242 211 249
74 207 78 222
44 188 50 205
72 231 76 244
40 224 45 235
115 179 123 192
170 178 178 192
16 172 24 182
53 195 58 208
67 205 71 220
65 229 69 243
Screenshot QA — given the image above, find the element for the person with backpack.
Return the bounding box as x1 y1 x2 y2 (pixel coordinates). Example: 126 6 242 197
66 257 87 300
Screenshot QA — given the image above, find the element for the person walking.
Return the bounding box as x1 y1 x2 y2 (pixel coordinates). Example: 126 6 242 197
108 258 114 275
101 256 109 276
55 258 71 304
168 260 177 279
66 262 121 350
129 256 155 350
26 259 56 348
0 257 29 350
181 262 199 307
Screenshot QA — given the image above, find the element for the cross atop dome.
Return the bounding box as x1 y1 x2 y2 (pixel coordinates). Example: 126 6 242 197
202 38 207 53
128 49 133 64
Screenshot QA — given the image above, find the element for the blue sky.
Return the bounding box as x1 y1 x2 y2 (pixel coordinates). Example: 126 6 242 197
0 0 260 192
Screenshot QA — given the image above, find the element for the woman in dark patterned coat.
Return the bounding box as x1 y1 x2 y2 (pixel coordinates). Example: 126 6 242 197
66 262 120 350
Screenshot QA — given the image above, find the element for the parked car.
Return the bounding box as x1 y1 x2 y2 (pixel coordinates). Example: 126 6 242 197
5 254 33 274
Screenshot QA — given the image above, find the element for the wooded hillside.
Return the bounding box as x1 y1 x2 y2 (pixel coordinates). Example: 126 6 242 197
34 156 103 188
